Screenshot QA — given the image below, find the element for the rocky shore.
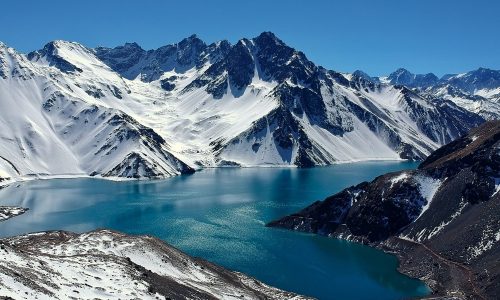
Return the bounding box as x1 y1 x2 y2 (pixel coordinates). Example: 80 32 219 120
268 121 500 299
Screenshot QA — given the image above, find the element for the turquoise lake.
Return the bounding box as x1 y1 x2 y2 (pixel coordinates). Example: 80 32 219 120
0 162 430 299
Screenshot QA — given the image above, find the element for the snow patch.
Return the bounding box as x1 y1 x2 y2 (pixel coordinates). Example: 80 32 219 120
414 175 442 218
390 172 409 188
492 177 500 196
467 224 500 260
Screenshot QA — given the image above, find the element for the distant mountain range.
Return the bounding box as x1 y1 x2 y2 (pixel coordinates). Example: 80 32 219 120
0 32 498 180
384 67 500 120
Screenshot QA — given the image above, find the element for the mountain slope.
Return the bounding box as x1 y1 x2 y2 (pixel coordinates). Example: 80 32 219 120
268 121 500 299
0 33 491 179
0 229 310 300
0 41 193 180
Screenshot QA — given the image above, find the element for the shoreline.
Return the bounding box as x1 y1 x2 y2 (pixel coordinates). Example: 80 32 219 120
0 158 416 188
381 237 485 299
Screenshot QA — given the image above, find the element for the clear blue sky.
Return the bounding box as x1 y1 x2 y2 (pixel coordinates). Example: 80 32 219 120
1 0 499 76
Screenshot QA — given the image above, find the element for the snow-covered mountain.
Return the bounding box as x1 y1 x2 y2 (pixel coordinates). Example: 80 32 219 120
0 41 194 181
0 32 491 179
385 67 500 120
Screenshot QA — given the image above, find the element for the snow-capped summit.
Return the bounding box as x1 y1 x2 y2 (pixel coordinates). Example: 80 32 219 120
28 40 87 73
0 32 493 180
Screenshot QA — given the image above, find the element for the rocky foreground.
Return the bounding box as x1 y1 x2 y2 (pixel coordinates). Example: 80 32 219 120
0 229 310 300
268 121 500 299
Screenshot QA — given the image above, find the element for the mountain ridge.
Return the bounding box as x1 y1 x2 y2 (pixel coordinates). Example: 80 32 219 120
0 32 496 179
383 67 500 120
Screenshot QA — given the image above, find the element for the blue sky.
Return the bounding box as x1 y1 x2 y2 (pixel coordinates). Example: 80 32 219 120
1 0 499 76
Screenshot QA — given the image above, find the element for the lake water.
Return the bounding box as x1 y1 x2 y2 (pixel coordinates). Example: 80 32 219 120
0 162 430 299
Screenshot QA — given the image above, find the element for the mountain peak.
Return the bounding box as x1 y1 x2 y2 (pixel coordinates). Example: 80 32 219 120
254 31 285 46
351 70 381 85
388 68 439 88
186 33 199 39
476 67 493 72
352 70 374 80
122 42 143 50
388 68 415 85
27 40 85 73
178 34 205 48
390 68 413 77
46 40 87 50
467 67 500 77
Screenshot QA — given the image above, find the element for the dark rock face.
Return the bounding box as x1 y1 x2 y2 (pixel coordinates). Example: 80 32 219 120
94 42 145 76
419 121 500 175
0 46 8 79
97 113 194 178
175 34 206 66
350 70 381 91
254 32 317 85
103 152 161 178
267 171 427 243
184 39 256 98
184 31 321 95
268 121 500 299
160 76 177 91
226 40 254 91
95 35 208 81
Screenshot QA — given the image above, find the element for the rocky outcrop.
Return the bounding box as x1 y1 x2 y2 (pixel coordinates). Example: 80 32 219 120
268 121 500 299
0 207 27 222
